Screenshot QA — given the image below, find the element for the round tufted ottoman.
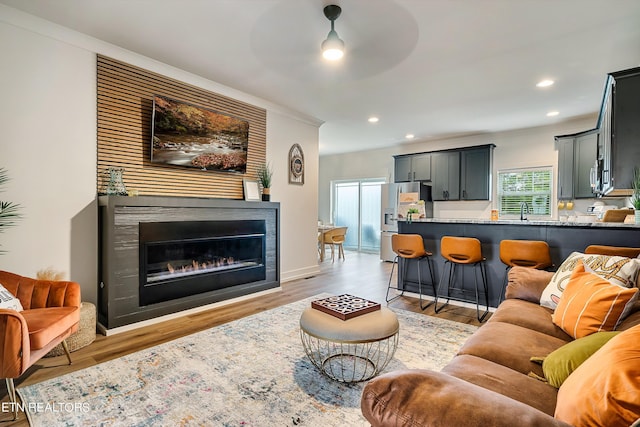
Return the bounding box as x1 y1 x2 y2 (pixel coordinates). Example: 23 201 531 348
299 306 399 383
45 302 97 357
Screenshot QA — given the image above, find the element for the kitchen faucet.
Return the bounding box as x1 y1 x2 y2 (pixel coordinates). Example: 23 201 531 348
520 201 530 221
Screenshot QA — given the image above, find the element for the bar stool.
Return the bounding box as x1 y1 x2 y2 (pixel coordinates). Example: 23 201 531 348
386 234 436 310
499 240 552 302
434 236 489 322
584 245 640 258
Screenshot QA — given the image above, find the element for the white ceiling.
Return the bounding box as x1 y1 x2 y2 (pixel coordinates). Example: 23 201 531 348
2 0 640 155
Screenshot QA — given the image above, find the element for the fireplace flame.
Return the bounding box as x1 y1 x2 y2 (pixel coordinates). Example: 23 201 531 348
164 257 239 278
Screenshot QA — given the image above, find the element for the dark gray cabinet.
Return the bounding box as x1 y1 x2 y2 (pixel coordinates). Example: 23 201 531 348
591 67 640 196
555 131 597 200
609 68 640 195
412 153 431 181
393 153 431 182
557 136 575 200
431 151 460 200
397 144 493 201
460 146 492 200
394 156 412 182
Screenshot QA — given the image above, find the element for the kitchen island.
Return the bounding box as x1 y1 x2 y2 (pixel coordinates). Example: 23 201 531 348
397 218 640 308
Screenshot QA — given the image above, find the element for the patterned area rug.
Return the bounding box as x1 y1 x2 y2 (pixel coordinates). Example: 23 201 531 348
18 296 477 426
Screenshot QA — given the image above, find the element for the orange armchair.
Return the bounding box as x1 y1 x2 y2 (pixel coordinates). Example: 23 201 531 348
0 270 81 419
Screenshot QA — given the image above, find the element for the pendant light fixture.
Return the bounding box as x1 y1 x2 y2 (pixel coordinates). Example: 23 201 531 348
321 5 344 60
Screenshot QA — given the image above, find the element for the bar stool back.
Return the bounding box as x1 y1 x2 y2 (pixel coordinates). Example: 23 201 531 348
499 240 552 302
386 234 436 310
434 236 489 322
584 245 640 258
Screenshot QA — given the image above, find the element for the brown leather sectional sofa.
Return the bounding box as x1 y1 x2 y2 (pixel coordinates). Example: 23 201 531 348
361 266 640 426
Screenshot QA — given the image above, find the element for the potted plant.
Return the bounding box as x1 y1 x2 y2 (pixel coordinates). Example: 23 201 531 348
0 168 22 254
407 207 419 223
257 163 273 201
631 167 640 224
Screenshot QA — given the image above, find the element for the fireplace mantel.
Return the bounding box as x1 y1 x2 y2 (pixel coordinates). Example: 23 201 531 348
98 195 280 331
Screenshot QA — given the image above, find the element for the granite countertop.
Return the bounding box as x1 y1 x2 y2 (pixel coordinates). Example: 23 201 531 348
400 218 640 228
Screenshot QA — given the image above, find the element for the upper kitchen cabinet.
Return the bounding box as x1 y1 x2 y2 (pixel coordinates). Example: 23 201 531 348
395 145 494 200
555 131 598 200
394 156 412 182
460 145 494 200
595 67 640 196
431 151 460 201
609 68 640 194
556 136 575 200
393 153 431 182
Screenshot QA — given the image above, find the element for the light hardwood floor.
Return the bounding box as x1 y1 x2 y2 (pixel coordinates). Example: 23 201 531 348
0 251 486 425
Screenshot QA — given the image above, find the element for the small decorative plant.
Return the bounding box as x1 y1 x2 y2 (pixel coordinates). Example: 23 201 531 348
0 168 22 254
257 163 273 201
257 163 273 189
407 207 419 223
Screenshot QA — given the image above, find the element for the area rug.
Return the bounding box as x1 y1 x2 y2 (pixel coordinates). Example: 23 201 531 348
18 296 477 426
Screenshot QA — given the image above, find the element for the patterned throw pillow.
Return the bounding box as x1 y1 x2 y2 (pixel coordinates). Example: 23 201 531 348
0 283 23 311
552 261 638 339
540 252 640 309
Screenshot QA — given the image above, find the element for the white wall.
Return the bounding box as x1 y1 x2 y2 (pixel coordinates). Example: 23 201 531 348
319 115 603 223
267 111 321 281
0 21 98 301
0 6 322 303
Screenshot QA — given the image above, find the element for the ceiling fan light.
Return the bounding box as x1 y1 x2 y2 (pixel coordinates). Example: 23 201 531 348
322 30 344 60
321 5 344 61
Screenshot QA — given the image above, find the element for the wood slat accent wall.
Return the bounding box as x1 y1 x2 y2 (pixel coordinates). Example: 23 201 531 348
97 55 266 198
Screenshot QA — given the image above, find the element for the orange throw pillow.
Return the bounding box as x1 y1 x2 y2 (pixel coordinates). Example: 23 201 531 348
555 324 640 426
552 261 638 339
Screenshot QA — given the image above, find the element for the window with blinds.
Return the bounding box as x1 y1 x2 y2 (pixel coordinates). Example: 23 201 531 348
497 168 553 218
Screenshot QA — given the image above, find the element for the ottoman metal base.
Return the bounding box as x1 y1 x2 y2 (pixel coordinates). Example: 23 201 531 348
300 306 399 383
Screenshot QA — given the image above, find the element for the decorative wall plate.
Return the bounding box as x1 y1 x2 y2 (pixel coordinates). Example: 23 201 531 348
289 143 304 185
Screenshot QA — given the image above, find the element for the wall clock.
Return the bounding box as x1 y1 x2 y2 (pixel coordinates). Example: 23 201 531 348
289 143 304 185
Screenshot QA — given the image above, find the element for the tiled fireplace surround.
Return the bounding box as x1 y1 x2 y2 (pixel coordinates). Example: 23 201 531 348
98 195 280 332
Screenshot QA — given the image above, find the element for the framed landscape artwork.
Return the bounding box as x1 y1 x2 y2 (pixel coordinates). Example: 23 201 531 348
151 95 249 174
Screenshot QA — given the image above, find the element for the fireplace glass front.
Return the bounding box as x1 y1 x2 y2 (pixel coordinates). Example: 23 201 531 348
139 220 266 306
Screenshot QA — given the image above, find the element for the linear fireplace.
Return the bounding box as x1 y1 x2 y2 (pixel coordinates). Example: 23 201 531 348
139 220 266 306
98 195 280 331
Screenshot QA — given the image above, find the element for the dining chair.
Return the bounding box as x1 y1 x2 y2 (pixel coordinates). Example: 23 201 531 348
320 227 348 262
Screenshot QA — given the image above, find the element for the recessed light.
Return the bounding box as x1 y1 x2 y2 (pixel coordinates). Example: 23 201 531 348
368 117 379 123
536 79 554 88
547 111 559 117
405 134 415 139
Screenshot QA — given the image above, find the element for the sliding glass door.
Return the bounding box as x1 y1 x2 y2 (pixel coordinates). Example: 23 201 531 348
332 179 384 252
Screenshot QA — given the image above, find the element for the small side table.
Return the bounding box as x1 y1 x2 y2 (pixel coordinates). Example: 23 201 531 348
299 306 399 383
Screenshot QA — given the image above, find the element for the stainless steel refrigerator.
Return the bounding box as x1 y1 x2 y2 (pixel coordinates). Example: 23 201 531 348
380 182 433 261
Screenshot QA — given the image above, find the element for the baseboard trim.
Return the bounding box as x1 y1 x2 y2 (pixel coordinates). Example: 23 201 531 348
97 287 282 336
281 265 321 283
